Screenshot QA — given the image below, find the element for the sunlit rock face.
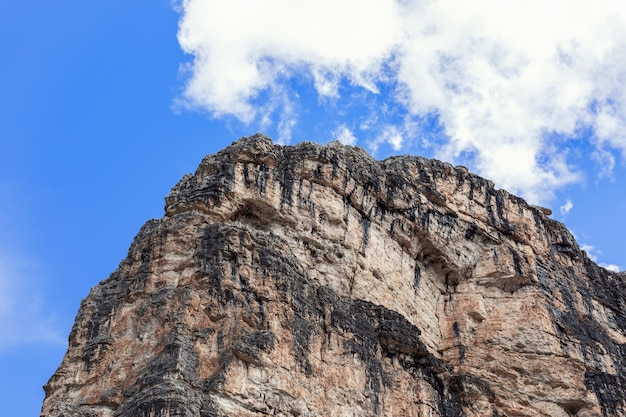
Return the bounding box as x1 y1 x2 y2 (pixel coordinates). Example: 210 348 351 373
41 134 626 417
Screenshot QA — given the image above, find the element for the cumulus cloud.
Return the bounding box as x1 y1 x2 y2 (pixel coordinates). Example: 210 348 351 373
332 125 357 146
177 0 401 120
560 199 574 215
0 252 64 351
601 263 622 273
581 244 597 258
581 244 622 272
176 0 626 204
368 125 405 153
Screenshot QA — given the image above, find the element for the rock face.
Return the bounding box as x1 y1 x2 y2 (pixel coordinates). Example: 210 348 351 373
42 134 626 417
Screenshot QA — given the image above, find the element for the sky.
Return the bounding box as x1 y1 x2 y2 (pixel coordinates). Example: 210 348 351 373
1 1 626 415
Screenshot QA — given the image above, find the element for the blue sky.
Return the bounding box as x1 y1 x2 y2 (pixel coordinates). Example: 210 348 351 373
1 1 625 415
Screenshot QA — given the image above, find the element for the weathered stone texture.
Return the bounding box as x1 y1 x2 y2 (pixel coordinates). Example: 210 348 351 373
42 134 626 416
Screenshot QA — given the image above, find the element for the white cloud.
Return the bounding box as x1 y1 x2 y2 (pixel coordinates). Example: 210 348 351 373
277 117 297 145
600 263 621 273
274 90 298 145
332 125 357 146
581 244 622 272
176 0 626 204
0 251 64 351
177 0 401 121
369 125 405 153
591 146 617 179
581 244 597 261
560 199 574 215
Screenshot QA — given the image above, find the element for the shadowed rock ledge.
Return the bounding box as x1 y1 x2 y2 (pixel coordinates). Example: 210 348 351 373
41 134 626 417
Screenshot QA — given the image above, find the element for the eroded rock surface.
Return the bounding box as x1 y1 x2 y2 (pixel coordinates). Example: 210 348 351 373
42 134 626 416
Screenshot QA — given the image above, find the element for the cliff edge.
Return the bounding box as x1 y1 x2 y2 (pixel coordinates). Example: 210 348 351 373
42 134 626 417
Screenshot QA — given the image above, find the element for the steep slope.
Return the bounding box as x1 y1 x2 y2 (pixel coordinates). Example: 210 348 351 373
42 134 626 417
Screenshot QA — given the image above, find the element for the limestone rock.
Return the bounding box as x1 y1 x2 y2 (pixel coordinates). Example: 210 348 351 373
41 134 626 417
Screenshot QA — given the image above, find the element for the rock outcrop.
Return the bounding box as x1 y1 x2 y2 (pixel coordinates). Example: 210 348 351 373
42 134 626 417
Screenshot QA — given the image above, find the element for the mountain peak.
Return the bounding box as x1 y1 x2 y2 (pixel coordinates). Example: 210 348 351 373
42 135 626 417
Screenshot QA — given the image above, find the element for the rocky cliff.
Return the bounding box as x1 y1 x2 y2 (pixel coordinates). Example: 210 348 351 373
42 134 626 417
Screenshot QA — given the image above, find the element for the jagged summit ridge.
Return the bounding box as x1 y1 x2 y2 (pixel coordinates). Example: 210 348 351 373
42 134 626 417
